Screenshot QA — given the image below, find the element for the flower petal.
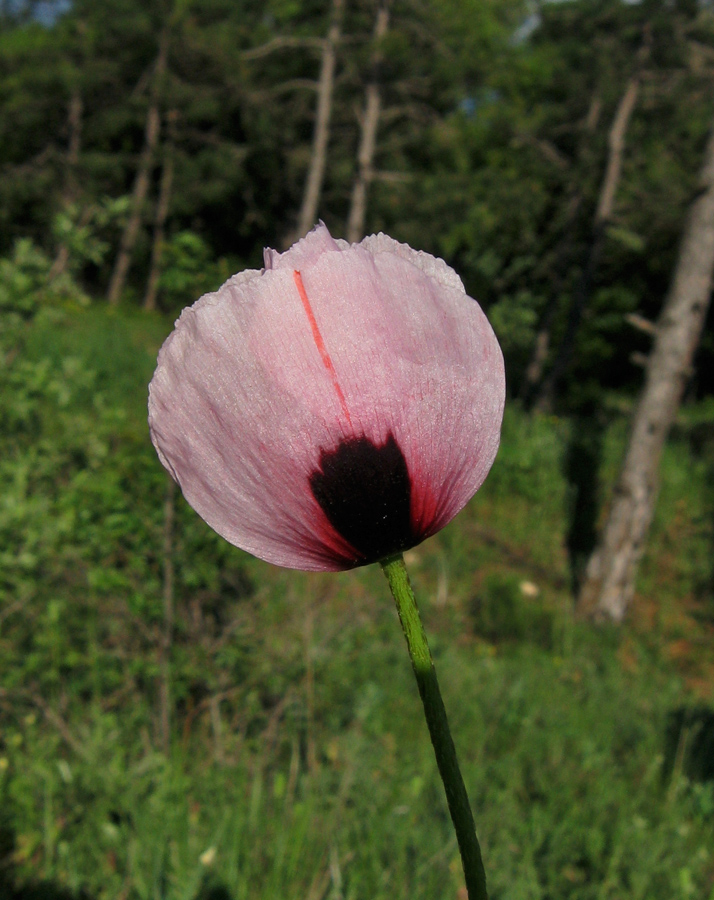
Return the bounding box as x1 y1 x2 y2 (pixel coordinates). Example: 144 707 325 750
263 221 347 271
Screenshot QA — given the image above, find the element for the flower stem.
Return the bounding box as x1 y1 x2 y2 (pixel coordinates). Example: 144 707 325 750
380 553 488 900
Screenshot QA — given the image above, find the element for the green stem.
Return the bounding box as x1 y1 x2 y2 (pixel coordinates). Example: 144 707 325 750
380 553 488 900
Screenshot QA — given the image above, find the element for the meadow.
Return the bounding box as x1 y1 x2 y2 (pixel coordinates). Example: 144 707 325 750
1 299 713 899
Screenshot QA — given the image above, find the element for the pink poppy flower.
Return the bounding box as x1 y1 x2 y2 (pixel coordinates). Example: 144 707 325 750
148 224 505 571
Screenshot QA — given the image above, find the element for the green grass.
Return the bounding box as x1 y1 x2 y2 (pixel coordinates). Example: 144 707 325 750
1 303 713 899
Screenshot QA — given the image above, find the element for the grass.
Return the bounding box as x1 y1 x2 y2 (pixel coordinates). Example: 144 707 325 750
0 302 713 899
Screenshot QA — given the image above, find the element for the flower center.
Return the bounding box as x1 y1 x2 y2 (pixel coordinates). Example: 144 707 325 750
309 433 418 564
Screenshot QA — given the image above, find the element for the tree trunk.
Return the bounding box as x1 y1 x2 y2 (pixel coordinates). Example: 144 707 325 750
594 78 641 225
143 109 177 311
291 0 344 244
534 74 640 411
346 0 390 244
578 122 714 622
49 88 83 280
107 28 169 306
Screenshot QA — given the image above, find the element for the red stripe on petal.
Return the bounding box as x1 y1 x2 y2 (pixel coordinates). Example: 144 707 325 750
293 270 352 427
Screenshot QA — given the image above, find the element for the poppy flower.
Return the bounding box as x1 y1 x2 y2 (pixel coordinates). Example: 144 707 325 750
148 223 505 571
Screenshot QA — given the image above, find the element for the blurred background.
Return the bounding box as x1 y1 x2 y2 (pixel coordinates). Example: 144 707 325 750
1 0 714 897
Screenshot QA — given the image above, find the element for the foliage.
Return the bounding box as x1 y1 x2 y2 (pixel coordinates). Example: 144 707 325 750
0 238 80 315
3 0 714 403
158 231 231 306
2 0 714 896
0 302 712 898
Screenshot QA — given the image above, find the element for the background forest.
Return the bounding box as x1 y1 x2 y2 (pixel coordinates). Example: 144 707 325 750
2 0 714 897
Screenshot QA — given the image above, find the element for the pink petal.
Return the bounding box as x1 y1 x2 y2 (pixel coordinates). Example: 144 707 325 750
149 224 505 571
263 221 346 271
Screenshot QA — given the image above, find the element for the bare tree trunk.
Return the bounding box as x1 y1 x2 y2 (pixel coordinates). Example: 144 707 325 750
290 0 344 244
346 0 390 244
158 478 176 754
594 79 641 225
49 89 83 280
143 109 177 311
578 123 714 622
534 74 641 411
107 28 169 306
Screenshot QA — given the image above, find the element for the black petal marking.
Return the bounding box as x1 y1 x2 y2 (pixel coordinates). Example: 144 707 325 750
309 433 419 565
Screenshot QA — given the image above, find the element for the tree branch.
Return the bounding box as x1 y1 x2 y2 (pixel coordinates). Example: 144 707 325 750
242 35 323 60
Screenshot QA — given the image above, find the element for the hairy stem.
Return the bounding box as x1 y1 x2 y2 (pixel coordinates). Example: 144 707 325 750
380 553 487 900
